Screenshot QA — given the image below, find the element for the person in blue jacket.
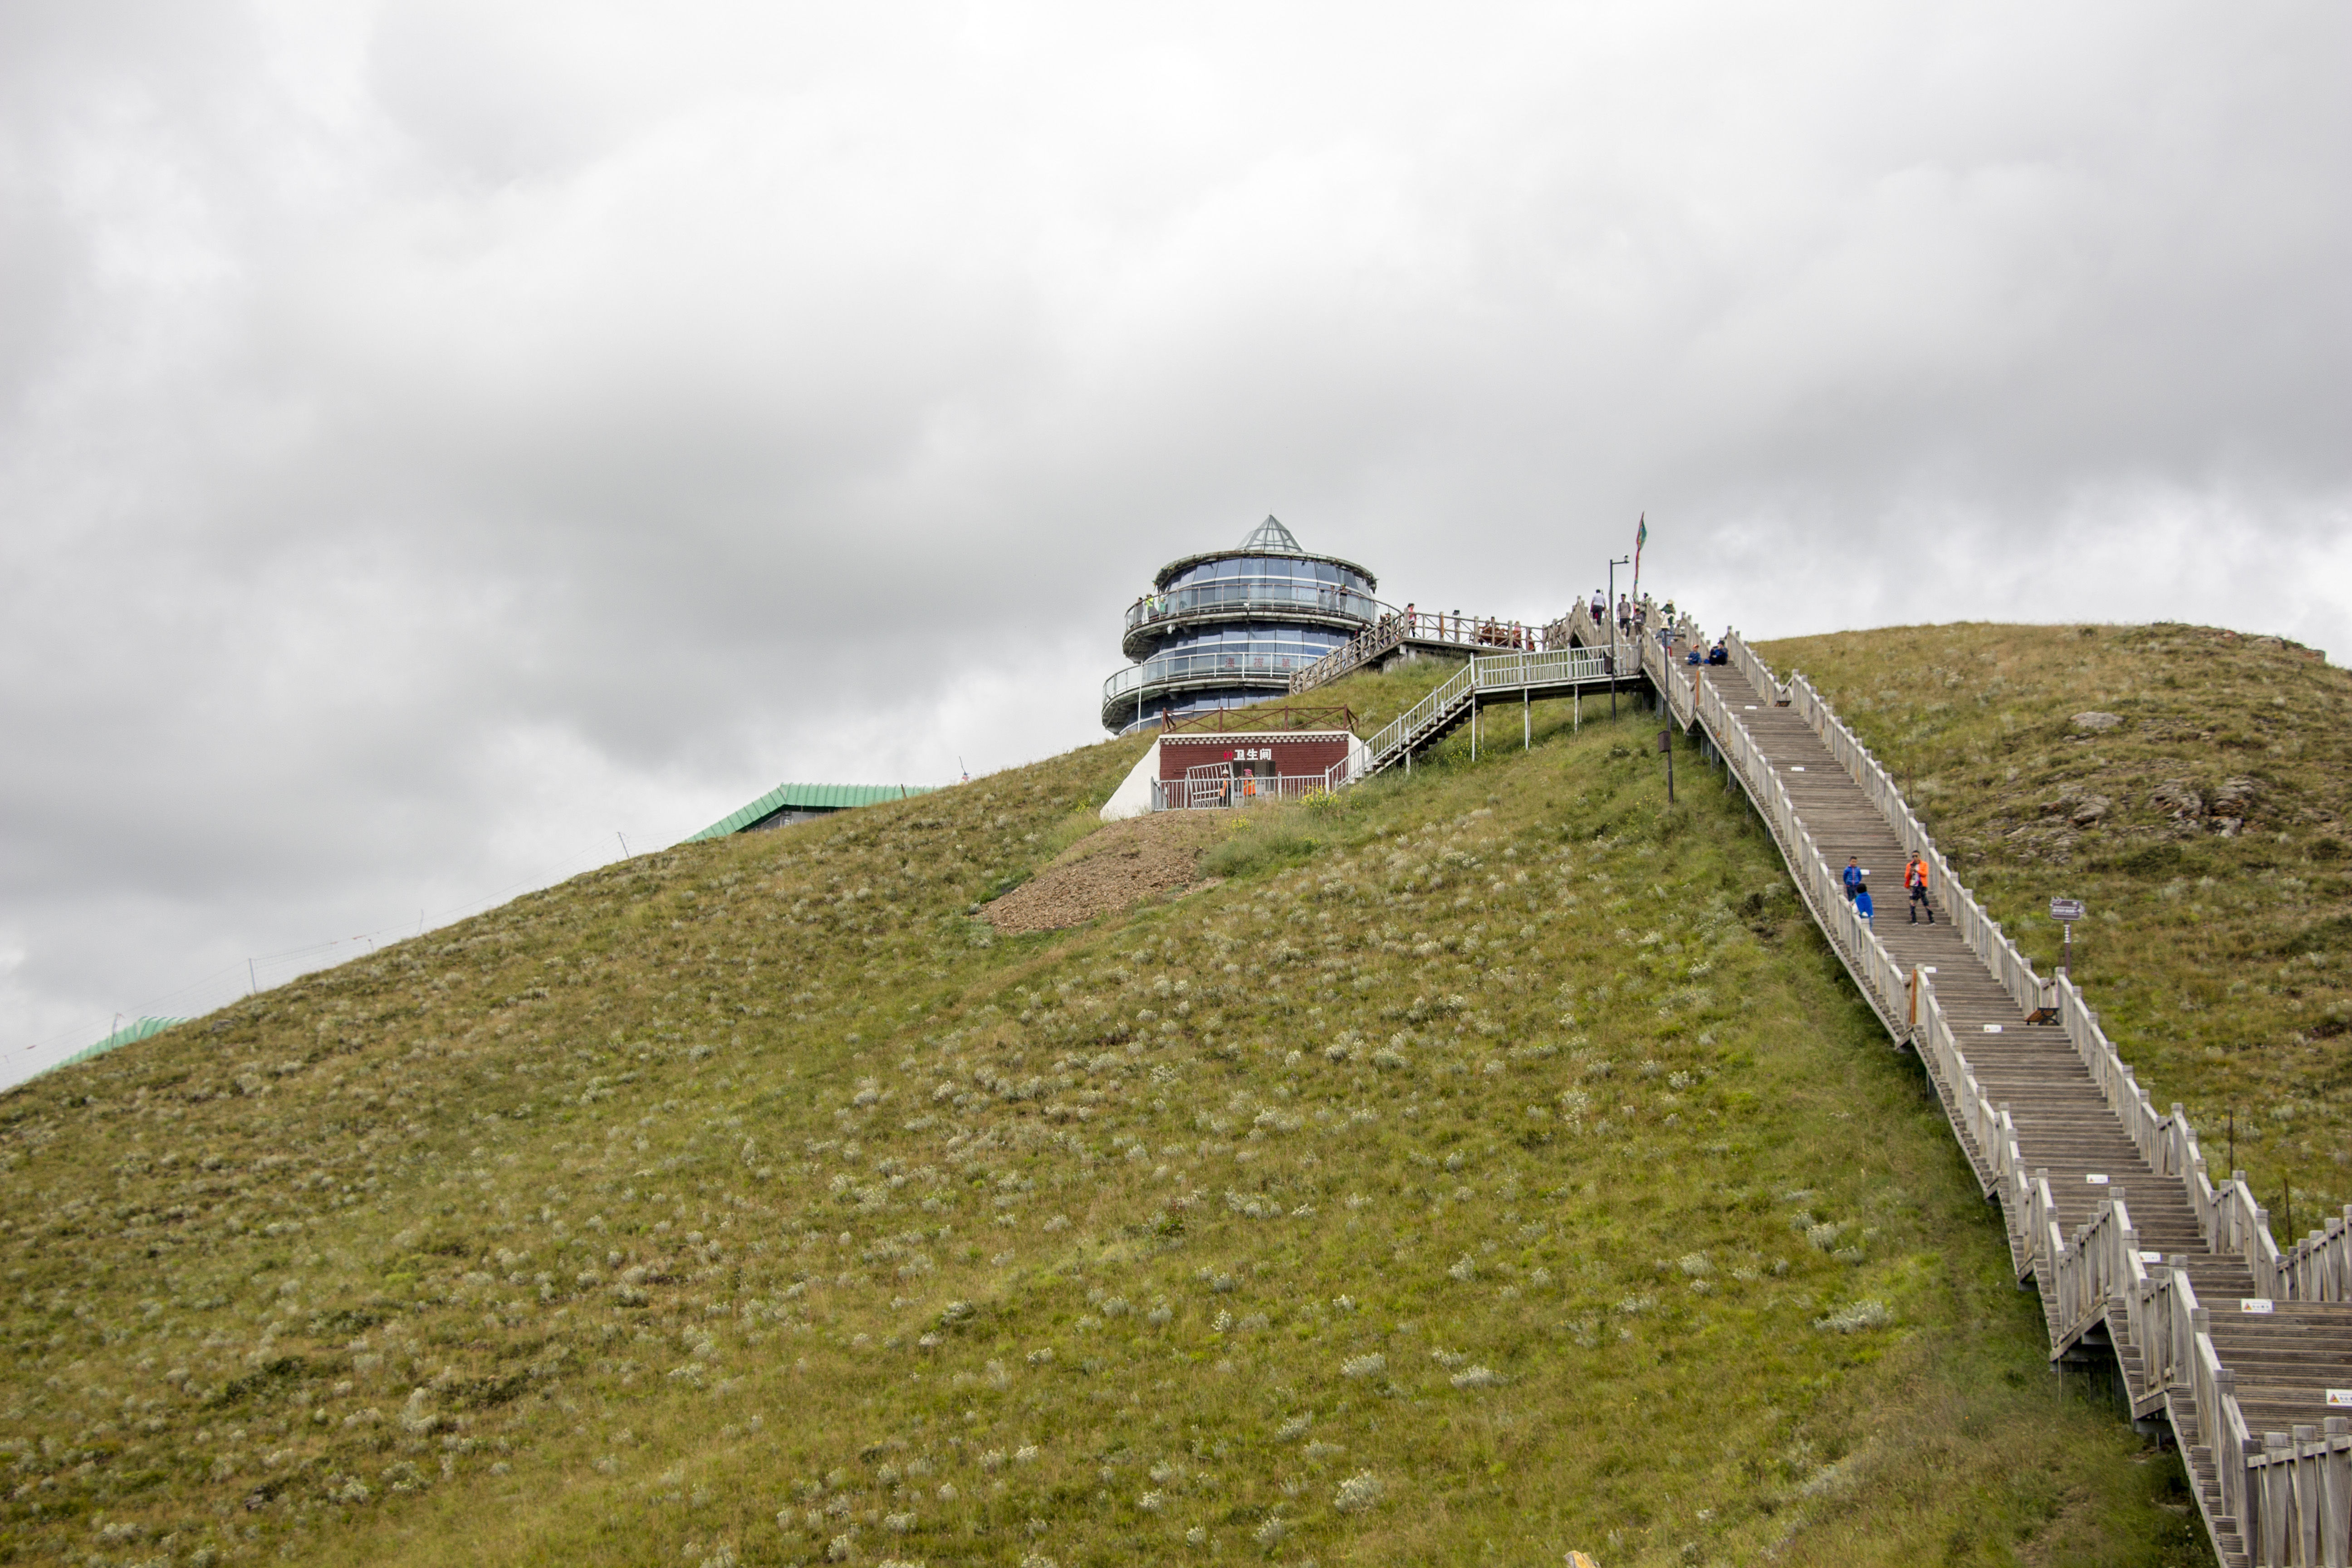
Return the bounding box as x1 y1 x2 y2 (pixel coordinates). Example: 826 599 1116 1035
1842 858 1864 902
1854 886 1875 924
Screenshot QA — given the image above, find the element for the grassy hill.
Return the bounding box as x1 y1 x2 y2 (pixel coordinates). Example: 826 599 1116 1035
0 663 2212 1568
1757 622 2351 1254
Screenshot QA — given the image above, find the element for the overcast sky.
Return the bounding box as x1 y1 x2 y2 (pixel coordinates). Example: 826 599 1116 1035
4 0 2347 1081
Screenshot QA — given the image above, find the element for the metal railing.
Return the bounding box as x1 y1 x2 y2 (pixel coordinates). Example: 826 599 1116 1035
1345 646 1620 776
1139 636 1626 810
1162 702 1356 735
1289 590 1692 699
1127 578 1386 637
1103 645 1334 702
1286 619 1406 694
1151 774 1333 810
1466 646 1618 702
1289 609 1577 696
1362 659 1474 769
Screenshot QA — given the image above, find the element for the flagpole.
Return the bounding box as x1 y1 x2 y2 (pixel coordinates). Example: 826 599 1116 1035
1632 512 1646 603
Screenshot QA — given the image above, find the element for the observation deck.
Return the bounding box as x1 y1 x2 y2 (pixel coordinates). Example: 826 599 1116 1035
1119 576 1384 662
1100 516 1385 734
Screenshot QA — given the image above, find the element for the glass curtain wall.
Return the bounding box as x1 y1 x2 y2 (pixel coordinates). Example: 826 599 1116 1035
1102 518 1382 734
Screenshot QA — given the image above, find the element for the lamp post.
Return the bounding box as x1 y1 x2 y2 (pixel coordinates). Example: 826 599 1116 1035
1607 554 1630 717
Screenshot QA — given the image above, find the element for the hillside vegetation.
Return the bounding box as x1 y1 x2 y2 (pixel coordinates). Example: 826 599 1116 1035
0 666 2208 1567
1758 622 2351 1251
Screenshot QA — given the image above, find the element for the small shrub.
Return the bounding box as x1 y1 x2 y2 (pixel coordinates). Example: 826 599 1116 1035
1199 813 1324 881
1816 1300 1893 1334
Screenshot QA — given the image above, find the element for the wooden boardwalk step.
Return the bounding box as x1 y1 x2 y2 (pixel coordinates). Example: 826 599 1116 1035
1334 635 2339 1568
1688 660 2352 1568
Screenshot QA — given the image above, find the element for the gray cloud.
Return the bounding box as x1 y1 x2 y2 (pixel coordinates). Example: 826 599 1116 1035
4 0 2347 1077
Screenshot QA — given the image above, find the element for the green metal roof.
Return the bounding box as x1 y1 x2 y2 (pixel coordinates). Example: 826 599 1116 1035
61 1016 189 1069
685 782 937 843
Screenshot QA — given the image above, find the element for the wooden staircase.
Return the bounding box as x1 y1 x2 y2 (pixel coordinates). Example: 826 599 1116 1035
1678 649 2352 1568
1310 603 2352 1562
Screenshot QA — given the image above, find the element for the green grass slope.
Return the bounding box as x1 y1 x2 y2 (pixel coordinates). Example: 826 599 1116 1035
0 676 2208 1568
1756 622 2351 1249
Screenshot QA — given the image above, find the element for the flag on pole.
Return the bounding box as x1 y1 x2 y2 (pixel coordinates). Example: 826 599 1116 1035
1632 512 1647 597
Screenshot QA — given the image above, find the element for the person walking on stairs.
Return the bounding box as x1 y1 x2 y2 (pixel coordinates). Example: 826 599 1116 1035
1854 885 1874 926
1842 857 1864 903
1905 854 1934 923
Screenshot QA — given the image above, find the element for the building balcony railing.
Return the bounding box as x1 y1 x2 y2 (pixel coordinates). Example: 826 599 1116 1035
1103 646 1328 705
1125 578 1385 637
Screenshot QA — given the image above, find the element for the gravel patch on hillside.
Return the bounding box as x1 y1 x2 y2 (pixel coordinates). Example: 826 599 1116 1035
982 812 1227 932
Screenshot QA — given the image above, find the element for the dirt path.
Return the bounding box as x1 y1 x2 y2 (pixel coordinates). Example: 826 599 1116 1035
981 812 1227 933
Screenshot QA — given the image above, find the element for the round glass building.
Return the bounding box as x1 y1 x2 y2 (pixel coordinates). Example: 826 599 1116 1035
1101 516 1384 734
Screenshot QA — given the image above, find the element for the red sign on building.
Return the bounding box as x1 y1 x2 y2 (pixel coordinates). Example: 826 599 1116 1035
1157 730 1353 782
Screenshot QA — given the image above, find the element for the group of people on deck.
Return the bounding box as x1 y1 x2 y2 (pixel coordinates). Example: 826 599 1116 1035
1682 633 1731 666
1378 604 1569 652
1279 585 1746 683
1589 590 1642 639
1586 590 1710 655
1471 618 1538 649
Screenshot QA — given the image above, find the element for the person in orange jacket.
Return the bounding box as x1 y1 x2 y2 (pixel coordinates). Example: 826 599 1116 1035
1905 854 1933 923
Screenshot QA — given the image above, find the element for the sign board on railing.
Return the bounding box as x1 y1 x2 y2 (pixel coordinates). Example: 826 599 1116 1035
2049 898 2085 980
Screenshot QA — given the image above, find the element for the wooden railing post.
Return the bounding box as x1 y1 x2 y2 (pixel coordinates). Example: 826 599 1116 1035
2264 1430 2293 1567
2319 1417 2348 1568
2289 1424 2321 1568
